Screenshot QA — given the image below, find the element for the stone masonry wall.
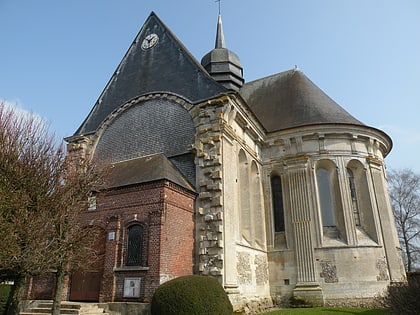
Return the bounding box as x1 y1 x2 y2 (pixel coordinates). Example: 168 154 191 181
191 97 226 278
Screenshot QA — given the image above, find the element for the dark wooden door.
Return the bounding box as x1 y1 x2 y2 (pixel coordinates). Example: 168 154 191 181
69 271 102 301
69 227 106 302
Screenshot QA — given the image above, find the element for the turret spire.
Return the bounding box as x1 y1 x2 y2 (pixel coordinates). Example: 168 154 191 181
215 15 226 48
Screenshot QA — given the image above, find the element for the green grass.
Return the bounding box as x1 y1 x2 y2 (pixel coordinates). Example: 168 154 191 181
261 307 389 315
0 284 11 315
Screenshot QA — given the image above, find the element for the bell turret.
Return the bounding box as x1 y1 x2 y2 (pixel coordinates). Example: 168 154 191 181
201 15 244 91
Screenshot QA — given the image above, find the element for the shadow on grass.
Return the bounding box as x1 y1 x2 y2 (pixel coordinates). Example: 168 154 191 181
326 309 388 315
262 307 389 315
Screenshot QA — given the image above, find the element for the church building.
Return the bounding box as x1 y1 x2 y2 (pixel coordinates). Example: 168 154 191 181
29 12 406 312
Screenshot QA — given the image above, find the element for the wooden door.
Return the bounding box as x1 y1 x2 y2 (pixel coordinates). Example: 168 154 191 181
69 227 105 301
69 271 102 301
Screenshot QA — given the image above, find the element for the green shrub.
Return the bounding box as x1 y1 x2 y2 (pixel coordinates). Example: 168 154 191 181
151 275 233 315
0 284 12 315
380 278 420 315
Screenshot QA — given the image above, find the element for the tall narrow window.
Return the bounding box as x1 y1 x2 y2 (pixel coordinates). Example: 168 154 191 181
238 150 251 241
347 160 378 243
126 225 143 266
271 176 285 232
347 168 361 226
316 167 336 227
251 162 264 244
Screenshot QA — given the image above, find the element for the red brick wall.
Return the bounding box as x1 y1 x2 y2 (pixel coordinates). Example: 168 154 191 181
160 183 195 277
26 274 56 300
26 180 196 303
80 180 195 302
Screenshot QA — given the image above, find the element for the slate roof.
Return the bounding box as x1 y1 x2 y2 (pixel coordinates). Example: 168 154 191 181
74 12 376 139
239 69 365 133
108 154 195 192
74 12 228 136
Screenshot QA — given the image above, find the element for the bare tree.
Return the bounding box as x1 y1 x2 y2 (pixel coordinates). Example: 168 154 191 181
388 168 420 272
47 159 106 315
0 102 106 315
0 102 62 315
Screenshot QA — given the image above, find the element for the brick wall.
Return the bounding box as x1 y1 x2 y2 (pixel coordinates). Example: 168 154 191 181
26 274 56 300
80 180 195 302
25 179 196 303
159 183 195 277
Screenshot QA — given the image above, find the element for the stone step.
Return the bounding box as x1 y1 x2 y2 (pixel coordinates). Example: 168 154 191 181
26 308 81 314
37 303 81 310
20 301 108 315
20 311 109 315
21 312 109 315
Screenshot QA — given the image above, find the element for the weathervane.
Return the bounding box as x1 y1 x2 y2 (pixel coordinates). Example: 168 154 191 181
215 0 221 15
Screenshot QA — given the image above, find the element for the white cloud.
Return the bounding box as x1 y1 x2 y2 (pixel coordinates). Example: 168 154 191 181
0 98 47 126
1 98 21 109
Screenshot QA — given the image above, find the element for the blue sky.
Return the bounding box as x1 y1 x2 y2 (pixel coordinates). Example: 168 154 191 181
1 0 419 172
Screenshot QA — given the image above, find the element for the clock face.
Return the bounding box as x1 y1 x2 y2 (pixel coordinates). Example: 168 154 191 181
141 33 159 50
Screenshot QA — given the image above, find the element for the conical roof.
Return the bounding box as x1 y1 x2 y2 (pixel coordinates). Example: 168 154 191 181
75 12 227 136
239 69 364 132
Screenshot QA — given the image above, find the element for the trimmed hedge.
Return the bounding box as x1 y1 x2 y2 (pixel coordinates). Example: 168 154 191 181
0 284 11 315
151 275 233 315
380 277 420 315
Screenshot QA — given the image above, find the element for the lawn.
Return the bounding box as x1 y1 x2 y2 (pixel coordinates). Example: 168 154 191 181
261 307 389 315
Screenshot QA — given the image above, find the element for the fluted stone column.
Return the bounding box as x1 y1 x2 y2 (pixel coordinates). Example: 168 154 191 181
284 155 324 305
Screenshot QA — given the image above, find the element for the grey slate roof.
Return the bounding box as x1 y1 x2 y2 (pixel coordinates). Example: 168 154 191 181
108 154 195 192
74 12 228 136
239 69 364 132
74 12 367 138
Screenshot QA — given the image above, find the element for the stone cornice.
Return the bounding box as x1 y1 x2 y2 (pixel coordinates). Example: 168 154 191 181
265 124 392 157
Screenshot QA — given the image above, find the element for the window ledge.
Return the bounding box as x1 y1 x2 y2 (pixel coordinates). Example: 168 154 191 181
113 266 149 272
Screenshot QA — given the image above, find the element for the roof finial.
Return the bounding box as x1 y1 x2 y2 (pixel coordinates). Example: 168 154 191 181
216 0 221 15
